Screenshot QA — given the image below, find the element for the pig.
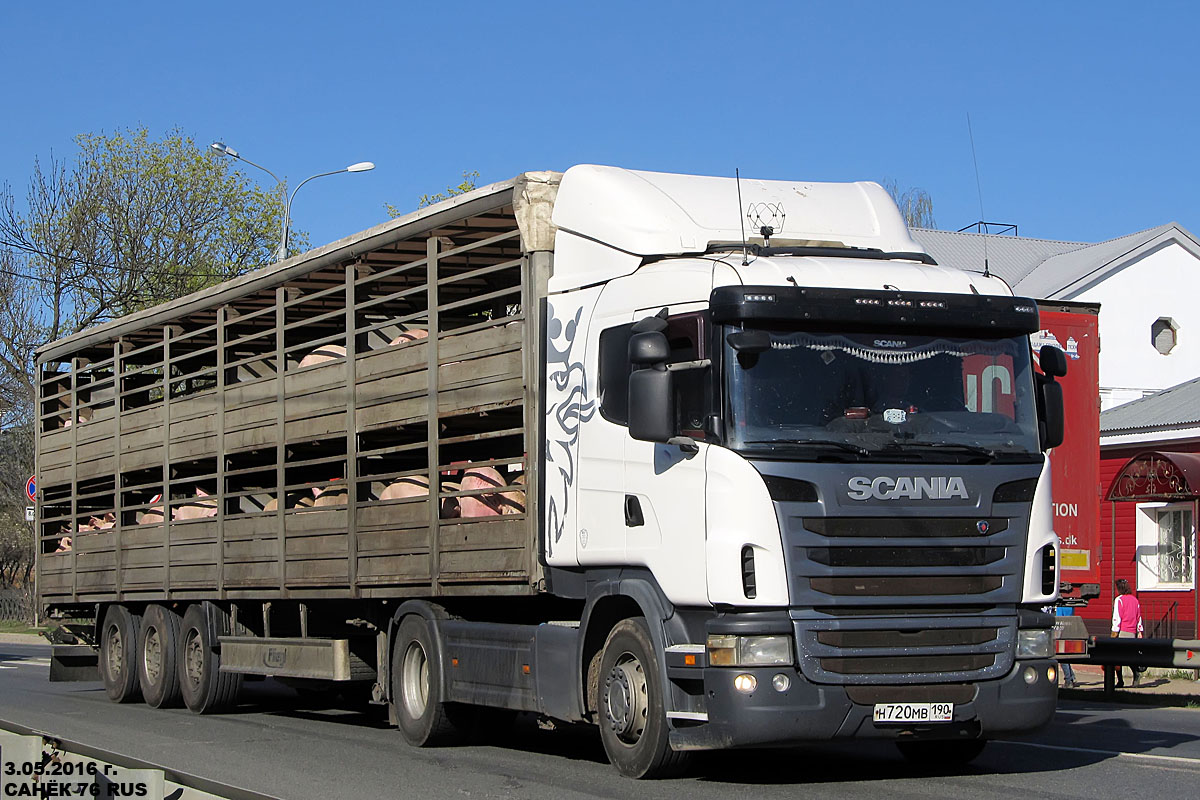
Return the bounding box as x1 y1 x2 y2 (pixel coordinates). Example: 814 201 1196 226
87 512 116 530
56 536 73 553
379 475 429 501
173 487 218 520
298 344 346 368
457 466 525 517
310 480 348 508
388 328 428 346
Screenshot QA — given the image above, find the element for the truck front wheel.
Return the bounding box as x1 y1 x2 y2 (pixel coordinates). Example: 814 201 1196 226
138 604 183 708
100 605 142 703
597 618 691 779
178 604 242 714
391 615 459 746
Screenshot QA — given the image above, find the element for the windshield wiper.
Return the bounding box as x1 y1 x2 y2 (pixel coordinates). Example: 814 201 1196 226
878 441 997 459
743 438 871 456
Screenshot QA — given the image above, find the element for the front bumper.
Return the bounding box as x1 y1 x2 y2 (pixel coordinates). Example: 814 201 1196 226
668 659 1057 751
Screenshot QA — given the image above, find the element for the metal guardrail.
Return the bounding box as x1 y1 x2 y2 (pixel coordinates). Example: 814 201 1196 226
1084 637 1200 670
1 718 284 800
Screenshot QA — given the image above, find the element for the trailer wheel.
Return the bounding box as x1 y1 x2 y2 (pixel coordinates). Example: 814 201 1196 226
391 615 458 746
138 605 183 708
178 604 243 714
100 606 142 703
896 738 987 766
597 618 691 779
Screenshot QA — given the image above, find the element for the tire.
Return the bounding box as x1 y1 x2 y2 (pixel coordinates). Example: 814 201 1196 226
178 604 243 714
597 618 692 779
100 605 142 703
896 738 987 766
391 614 459 746
138 605 183 708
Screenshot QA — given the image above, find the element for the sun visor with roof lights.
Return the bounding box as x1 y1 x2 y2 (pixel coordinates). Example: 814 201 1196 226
547 165 926 292
711 286 1041 336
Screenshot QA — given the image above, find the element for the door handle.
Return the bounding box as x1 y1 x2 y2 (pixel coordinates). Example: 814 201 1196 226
624 495 644 528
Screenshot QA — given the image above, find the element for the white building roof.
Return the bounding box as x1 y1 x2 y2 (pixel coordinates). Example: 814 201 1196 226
912 223 1200 300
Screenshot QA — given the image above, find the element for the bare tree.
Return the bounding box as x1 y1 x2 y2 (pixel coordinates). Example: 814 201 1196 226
881 179 936 229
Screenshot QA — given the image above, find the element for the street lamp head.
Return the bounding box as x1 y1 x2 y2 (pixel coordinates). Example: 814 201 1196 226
210 141 239 159
346 161 375 173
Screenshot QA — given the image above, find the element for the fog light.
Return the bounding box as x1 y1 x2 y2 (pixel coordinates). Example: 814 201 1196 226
772 673 791 692
734 673 757 694
1047 665 1057 683
1023 666 1038 685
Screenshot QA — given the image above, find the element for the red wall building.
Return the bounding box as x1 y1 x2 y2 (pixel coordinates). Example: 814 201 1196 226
1077 378 1200 638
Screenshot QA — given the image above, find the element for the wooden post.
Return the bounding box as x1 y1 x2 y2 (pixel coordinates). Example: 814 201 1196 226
275 288 287 595
426 235 440 596
344 264 359 596
216 306 227 599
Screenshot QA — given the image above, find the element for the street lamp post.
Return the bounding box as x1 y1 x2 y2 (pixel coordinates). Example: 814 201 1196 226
210 142 375 262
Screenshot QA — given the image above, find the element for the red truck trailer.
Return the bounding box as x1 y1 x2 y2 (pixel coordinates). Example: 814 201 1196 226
1034 301 1101 653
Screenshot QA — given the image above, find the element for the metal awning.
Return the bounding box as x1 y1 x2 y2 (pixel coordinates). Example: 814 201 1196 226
1106 450 1200 501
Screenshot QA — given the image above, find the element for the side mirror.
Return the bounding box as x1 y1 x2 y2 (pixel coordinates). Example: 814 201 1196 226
629 331 669 365
629 367 674 443
1040 345 1068 378
1038 377 1064 450
727 330 771 354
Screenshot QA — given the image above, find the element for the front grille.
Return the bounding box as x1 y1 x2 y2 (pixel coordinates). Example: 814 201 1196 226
795 615 1017 685
846 684 978 705
817 628 997 648
821 654 995 675
804 518 1008 538
807 546 1004 568
809 576 1003 597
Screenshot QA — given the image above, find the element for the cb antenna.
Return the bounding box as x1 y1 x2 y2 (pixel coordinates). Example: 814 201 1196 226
736 168 750 266
967 113 991 279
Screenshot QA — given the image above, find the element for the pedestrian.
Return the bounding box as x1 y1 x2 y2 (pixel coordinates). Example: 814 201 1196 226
1111 578 1144 687
1055 605 1078 688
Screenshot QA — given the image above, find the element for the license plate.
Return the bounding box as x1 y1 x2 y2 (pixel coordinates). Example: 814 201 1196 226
873 702 954 723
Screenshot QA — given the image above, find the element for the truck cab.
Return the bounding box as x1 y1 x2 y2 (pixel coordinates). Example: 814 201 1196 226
542 165 1064 765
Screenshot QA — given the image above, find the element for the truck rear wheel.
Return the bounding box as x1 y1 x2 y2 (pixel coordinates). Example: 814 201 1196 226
597 618 691 779
391 615 459 746
896 738 987 766
100 605 142 703
138 604 183 708
178 604 242 714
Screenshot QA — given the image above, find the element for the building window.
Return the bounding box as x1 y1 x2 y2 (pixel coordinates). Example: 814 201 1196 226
1135 502 1195 589
1150 317 1179 355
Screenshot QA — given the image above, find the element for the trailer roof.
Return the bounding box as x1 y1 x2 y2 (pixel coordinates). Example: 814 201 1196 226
38 173 557 363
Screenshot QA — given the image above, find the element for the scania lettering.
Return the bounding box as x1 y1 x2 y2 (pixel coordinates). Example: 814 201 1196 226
36 166 1066 778
846 475 969 501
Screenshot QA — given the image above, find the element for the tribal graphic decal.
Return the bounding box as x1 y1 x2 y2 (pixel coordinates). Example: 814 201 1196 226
545 301 595 548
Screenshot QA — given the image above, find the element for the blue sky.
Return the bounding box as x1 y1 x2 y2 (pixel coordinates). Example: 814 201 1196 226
3 1 1197 249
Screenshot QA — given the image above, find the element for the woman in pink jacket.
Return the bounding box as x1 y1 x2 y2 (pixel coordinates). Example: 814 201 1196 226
1111 578 1144 687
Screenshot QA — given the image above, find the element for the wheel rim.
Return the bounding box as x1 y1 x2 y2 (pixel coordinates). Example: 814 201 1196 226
604 651 649 745
143 626 162 684
184 629 204 689
400 640 430 720
105 623 123 680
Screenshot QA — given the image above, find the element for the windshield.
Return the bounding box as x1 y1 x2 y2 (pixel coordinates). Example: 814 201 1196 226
725 328 1042 461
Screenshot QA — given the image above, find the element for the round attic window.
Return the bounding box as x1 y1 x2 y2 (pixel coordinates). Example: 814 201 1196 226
1151 317 1179 355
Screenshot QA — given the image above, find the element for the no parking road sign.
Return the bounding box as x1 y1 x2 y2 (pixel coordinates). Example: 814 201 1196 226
26 475 35 503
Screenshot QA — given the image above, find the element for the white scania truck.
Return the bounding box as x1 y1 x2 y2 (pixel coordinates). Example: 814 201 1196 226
38 166 1066 778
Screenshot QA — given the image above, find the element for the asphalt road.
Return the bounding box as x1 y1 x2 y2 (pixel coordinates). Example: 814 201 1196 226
3 639 1199 799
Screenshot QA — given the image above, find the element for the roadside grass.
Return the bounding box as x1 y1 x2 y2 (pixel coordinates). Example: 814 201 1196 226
0 619 47 636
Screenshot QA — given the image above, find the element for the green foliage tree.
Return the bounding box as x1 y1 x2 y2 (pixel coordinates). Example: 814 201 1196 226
881 179 936 229
386 170 480 219
0 127 297 587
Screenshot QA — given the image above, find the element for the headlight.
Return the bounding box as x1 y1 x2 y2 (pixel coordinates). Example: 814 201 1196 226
1017 629 1052 659
707 634 793 667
